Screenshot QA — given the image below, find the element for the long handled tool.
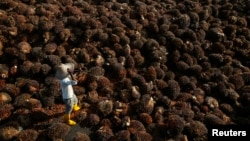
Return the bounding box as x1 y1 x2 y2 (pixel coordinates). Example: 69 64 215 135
67 68 75 80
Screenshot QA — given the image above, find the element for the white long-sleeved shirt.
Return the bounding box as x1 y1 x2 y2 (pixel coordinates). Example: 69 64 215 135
59 76 78 99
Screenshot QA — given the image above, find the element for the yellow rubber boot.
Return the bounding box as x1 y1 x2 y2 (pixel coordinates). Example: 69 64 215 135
64 114 76 126
73 104 81 111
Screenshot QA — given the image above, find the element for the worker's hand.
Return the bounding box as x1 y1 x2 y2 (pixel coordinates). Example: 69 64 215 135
67 68 77 81
72 74 78 81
